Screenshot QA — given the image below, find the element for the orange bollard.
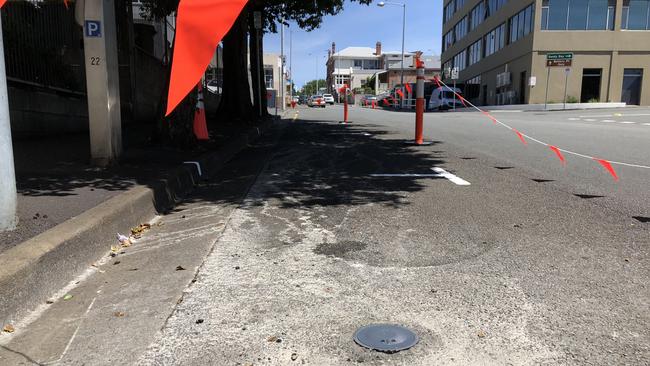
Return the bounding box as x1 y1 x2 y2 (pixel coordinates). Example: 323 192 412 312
415 58 425 145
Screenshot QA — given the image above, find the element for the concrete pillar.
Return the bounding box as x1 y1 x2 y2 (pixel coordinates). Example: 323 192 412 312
0 17 17 231
83 0 122 166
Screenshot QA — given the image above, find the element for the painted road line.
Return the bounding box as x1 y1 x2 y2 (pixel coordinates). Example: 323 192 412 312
431 167 471 186
370 174 442 178
620 121 636 124
568 118 581 121
643 123 650 126
580 113 650 118
583 119 597 122
601 120 616 123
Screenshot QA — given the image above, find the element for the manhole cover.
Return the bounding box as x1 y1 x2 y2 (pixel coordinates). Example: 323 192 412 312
353 324 418 353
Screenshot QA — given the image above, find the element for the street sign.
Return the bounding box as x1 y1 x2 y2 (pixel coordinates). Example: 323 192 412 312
85 20 102 38
547 59 572 67
546 53 573 67
451 67 459 80
547 53 573 60
565 68 571 75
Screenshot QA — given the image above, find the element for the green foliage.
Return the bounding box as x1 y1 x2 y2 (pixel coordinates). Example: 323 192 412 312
566 95 579 103
138 0 375 32
301 79 327 96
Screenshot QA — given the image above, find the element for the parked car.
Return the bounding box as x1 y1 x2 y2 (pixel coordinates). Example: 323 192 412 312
428 86 465 110
298 95 308 105
308 95 326 108
322 94 335 105
360 95 378 106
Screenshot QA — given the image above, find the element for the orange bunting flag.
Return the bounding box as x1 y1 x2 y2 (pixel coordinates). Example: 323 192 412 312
549 145 566 165
513 129 527 145
0 0 6 8
64 0 70 9
482 111 497 124
396 89 405 99
457 94 467 107
404 83 412 95
594 159 619 181
166 0 250 116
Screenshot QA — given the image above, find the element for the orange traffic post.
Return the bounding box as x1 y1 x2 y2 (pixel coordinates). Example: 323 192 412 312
415 58 425 144
344 94 349 123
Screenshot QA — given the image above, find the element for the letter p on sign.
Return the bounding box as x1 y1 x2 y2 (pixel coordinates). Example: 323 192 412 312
85 21 102 38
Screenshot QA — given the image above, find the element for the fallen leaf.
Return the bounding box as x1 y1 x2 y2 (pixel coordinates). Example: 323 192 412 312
114 312 126 318
196 319 204 324
176 266 186 271
111 246 120 253
477 330 487 338
46 300 54 304
63 294 73 301
291 353 298 361
3 324 15 333
113 261 121 265
267 336 278 342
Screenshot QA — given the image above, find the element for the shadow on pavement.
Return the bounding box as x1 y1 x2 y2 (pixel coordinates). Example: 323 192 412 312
183 119 446 210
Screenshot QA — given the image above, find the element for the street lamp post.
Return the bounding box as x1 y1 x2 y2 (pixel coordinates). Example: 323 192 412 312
378 1 406 109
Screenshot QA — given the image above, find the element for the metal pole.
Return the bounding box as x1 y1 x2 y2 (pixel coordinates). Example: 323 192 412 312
545 66 550 110
564 69 569 109
280 21 285 112
453 79 456 111
400 3 406 109
0 17 17 231
289 29 293 103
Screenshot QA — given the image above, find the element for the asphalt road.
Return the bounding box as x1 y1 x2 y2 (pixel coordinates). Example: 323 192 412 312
2 106 648 365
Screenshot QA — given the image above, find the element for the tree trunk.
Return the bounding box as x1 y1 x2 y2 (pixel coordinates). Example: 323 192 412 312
216 8 254 124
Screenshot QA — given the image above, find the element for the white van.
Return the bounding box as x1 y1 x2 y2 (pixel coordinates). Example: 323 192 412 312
428 86 465 110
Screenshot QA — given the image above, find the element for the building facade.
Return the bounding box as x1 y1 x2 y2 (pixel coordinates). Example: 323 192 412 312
441 0 650 106
327 42 441 95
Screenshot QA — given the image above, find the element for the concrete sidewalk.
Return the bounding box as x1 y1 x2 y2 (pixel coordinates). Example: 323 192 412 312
1 119 276 330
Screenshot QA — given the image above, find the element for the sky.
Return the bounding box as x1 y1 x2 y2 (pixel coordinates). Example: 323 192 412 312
263 0 444 89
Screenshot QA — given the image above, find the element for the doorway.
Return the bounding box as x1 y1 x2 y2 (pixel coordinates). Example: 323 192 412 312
580 68 602 102
482 85 488 105
621 69 643 105
519 71 527 104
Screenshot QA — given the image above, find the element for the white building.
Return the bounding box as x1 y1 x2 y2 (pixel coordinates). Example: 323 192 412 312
326 42 384 93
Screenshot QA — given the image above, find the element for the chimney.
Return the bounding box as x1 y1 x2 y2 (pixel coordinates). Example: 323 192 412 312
331 42 336 55
375 42 382 56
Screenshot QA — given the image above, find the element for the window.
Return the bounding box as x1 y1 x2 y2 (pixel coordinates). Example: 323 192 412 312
542 0 616 30
456 0 467 11
363 59 380 69
484 23 506 57
470 2 486 30
444 0 456 23
264 68 274 89
354 60 363 68
443 30 455 52
622 0 650 30
468 40 482 66
509 4 535 43
453 50 467 71
486 0 508 17
455 16 469 41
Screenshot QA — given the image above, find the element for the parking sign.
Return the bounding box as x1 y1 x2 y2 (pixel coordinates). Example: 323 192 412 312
85 21 102 38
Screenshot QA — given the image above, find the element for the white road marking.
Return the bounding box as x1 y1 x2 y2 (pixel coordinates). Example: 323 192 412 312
601 120 616 123
620 121 636 124
568 118 580 121
643 123 650 126
431 167 472 186
579 113 650 118
370 174 442 178
583 119 597 122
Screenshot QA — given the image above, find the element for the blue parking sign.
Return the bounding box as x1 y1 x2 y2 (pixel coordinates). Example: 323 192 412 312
85 21 102 38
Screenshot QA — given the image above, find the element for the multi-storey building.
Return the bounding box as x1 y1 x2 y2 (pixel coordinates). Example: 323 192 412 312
441 0 650 106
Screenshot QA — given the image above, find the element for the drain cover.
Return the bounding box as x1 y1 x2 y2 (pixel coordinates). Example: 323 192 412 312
353 324 418 353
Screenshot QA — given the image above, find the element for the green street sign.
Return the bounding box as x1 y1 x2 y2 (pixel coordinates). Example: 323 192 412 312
547 53 573 61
